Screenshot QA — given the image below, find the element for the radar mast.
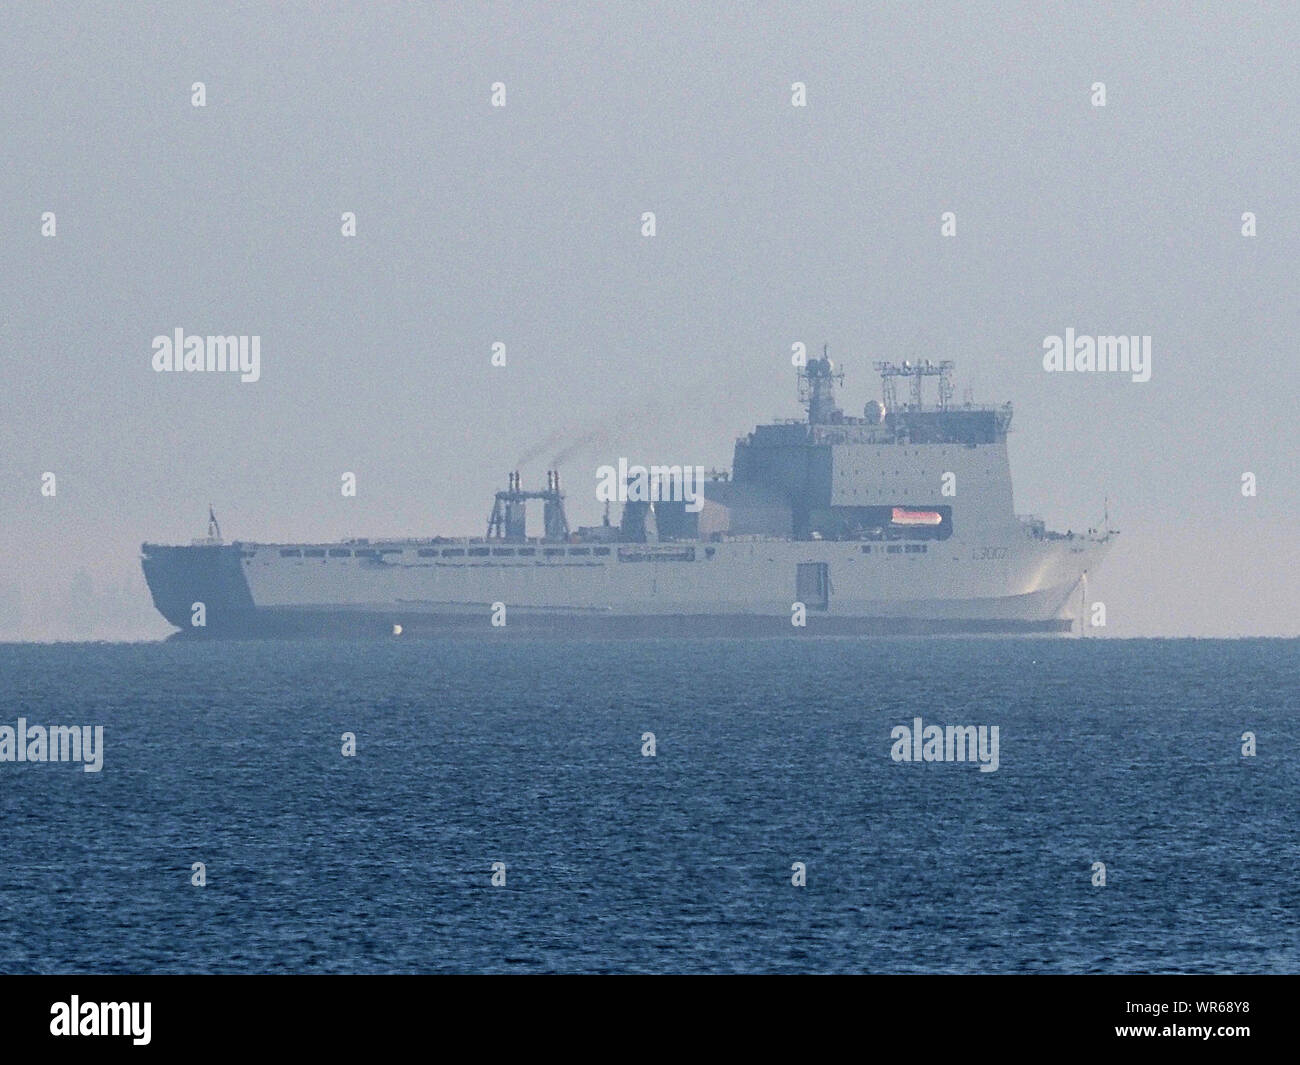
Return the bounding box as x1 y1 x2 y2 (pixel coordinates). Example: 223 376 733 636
798 345 845 424
871 359 955 411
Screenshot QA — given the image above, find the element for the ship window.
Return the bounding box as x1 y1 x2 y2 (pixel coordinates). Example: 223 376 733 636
417 548 437 557
468 547 490 557
905 544 926 553
441 548 465 557
646 548 697 562
380 548 402 555
304 549 325 557
568 547 590 556
355 549 378 558
280 548 302 557
544 548 565 557
492 548 515 556
886 545 902 554
517 548 536 557
592 547 611 556
329 549 351 557
861 545 872 554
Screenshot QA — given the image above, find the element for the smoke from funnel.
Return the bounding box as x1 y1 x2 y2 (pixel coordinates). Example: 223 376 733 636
513 429 569 470
549 427 616 467
516 403 665 474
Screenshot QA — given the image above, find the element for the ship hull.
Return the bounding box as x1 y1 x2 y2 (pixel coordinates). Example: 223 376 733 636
164 610 1072 639
143 535 1103 639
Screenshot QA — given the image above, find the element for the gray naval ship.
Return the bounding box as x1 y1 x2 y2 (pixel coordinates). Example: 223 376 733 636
142 357 1114 637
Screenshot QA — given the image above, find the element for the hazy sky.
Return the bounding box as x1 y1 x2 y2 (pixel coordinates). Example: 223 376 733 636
3 2 1298 639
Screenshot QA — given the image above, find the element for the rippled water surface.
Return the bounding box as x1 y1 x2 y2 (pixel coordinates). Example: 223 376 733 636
0 638 1295 973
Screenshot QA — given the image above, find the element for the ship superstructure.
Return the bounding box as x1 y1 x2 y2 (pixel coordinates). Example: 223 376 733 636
142 358 1113 637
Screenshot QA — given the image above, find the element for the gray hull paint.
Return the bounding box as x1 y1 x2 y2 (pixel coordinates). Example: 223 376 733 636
162 605 1073 639
143 542 1085 639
